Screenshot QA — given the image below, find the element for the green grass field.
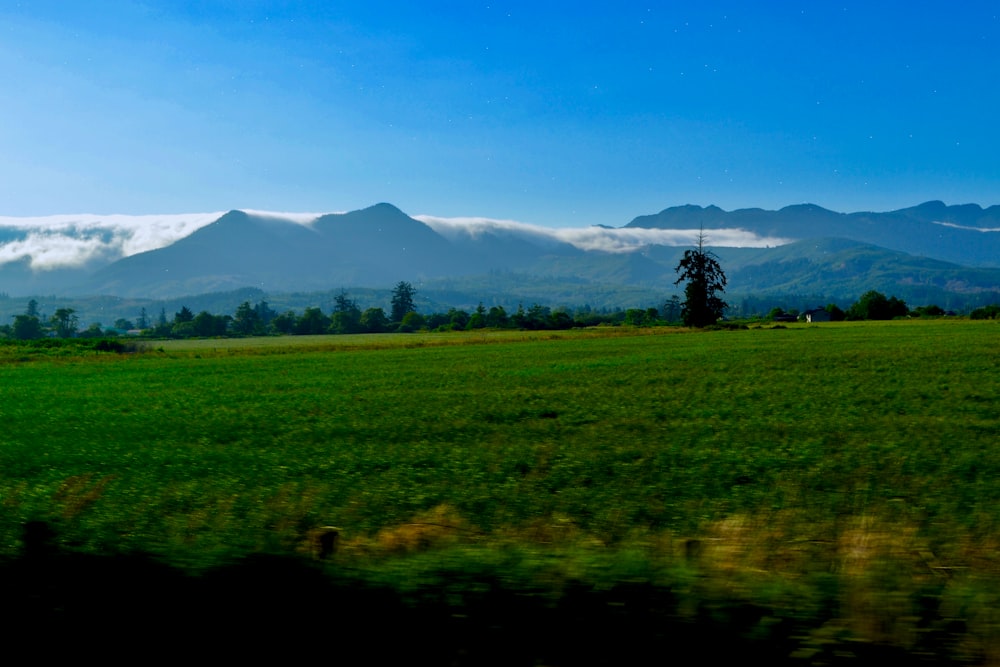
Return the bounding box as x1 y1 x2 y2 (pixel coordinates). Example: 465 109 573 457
2 320 999 660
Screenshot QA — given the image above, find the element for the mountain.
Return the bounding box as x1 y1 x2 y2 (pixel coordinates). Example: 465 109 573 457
85 210 319 297
626 201 1000 267
83 204 483 297
0 258 98 295
2 201 999 317
78 203 594 298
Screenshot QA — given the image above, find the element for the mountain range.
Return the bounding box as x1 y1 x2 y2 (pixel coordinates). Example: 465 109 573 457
626 201 1000 267
2 201 999 321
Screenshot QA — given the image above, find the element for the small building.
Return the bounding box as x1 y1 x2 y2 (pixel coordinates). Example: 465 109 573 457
804 308 831 323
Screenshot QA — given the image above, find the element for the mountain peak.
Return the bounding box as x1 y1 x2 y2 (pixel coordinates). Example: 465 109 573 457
657 204 712 215
778 204 836 215
365 202 406 214
627 204 734 229
217 209 250 221
315 203 418 230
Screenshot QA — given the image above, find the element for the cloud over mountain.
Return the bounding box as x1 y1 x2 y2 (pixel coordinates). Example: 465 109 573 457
0 213 225 270
414 215 793 253
1 201 998 309
1 210 793 272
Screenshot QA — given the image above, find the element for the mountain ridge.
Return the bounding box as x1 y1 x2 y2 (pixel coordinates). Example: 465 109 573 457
625 201 1000 266
1 201 998 312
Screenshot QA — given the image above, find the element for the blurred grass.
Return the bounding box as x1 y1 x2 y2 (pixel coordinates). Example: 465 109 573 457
2 320 999 659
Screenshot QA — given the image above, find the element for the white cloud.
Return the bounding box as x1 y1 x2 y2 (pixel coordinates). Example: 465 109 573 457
0 209 796 272
0 231 115 270
932 221 1000 233
415 215 794 252
0 213 226 269
0 211 323 270
414 215 566 246
240 210 329 225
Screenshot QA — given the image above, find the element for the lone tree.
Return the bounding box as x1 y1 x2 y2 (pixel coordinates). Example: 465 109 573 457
674 230 728 327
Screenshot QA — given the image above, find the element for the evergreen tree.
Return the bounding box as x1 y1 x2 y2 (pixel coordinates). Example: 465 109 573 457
663 295 682 323
330 289 362 333
390 281 417 323
232 301 262 335
254 300 276 326
674 230 728 327
175 306 194 324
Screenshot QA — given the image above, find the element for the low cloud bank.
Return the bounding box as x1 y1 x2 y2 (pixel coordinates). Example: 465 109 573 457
0 213 224 270
416 215 794 253
0 210 795 271
0 211 332 271
0 231 118 270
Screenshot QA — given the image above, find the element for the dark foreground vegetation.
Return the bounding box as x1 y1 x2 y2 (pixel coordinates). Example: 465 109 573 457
2 322 999 662
2 521 937 665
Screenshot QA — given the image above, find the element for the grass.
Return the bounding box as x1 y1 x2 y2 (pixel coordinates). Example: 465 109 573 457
2 320 999 660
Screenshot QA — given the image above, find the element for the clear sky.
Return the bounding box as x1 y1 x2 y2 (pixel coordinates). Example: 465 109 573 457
2 1 997 227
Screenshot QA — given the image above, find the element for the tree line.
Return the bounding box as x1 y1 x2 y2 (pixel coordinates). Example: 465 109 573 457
4 275 998 341
0 282 678 340
764 290 980 322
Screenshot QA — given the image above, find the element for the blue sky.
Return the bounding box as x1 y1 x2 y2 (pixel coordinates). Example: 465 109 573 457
2 1 997 227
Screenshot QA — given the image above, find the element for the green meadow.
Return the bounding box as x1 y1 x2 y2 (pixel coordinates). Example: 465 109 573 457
2 320 999 660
